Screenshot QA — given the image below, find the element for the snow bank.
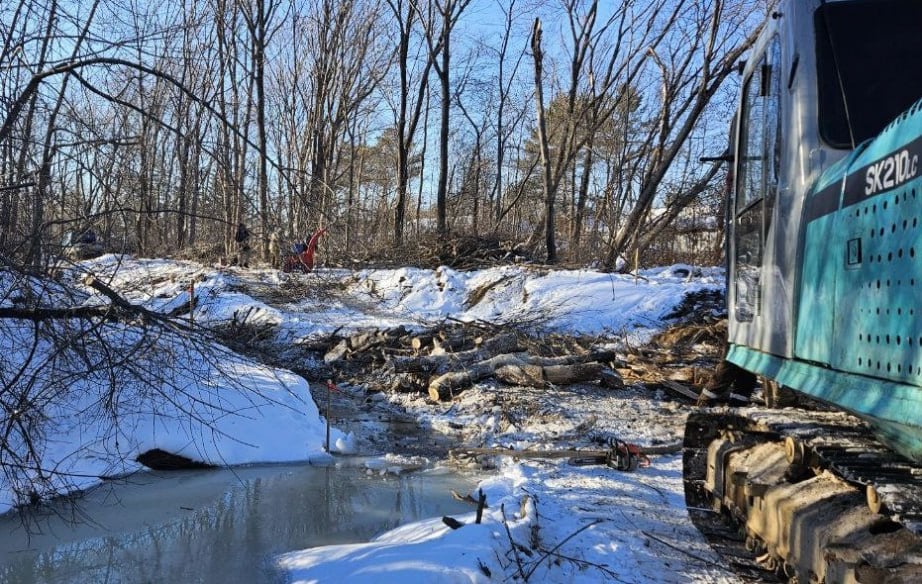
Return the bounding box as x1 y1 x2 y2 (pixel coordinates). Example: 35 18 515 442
349 264 721 337
0 260 346 516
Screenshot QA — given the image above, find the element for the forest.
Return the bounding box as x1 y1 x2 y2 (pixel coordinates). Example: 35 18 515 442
1 0 770 271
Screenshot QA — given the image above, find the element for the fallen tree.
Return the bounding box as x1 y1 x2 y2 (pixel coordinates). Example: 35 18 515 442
428 351 622 401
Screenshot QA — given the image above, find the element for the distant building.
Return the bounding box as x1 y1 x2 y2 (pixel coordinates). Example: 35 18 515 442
646 205 723 265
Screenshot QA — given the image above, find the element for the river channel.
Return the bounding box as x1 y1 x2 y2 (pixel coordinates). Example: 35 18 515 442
0 461 481 583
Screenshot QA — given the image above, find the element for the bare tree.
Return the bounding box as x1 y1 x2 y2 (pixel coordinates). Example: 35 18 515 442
603 0 765 267
414 0 472 236
241 0 287 261
455 76 491 234
384 0 435 245
528 0 663 263
488 0 530 228
530 17 556 261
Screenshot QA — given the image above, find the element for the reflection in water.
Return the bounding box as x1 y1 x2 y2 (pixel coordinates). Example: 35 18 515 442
0 463 479 584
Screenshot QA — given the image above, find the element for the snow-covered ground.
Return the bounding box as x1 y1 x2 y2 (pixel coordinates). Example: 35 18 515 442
0 256 737 582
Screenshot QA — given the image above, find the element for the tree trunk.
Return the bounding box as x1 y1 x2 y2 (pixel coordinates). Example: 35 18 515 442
571 143 594 260
436 11 450 236
531 18 556 263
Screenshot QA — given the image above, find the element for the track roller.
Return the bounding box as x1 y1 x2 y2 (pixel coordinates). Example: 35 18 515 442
866 484 884 514
784 436 804 465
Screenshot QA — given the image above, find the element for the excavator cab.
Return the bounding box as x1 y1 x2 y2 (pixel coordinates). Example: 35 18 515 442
690 3 922 579
726 0 922 361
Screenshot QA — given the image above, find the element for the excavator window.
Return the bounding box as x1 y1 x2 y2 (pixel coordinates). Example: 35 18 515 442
815 0 922 148
733 37 781 323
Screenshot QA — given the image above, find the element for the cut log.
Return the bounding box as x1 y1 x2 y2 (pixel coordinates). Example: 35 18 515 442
599 368 625 389
324 327 411 363
428 351 612 400
428 352 529 400
411 335 433 352
659 379 698 401
494 363 545 386
494 362 604 387
348 331 380 352
324 339 350 363
435 329 470 352
495 348 618 368
390 332 521 375
543 362 604 384
477 332 520 354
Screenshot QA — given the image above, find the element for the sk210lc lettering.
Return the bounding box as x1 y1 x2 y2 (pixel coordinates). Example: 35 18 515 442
865 149 918 195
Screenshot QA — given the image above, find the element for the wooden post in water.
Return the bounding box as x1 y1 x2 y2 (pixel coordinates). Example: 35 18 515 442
325 379 332 452
475 489 486 524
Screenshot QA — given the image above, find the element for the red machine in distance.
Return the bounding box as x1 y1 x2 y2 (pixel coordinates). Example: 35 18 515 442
282 228 326 273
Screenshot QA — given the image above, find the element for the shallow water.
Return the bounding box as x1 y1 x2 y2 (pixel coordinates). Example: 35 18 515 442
0 461 480 583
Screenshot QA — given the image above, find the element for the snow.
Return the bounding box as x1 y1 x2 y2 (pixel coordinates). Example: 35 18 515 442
0 256 736 582
346 264 720 339
280 458 734 584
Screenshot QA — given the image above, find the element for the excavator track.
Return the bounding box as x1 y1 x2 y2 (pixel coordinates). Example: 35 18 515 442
684 407 922 583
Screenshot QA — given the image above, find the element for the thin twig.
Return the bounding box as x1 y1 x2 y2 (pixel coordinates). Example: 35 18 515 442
641 530 723 568
535 549 626 582
500 503 527 581
525 518 604 580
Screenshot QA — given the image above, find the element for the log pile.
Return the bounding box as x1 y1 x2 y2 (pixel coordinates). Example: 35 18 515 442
434 235 531 269
319 322 624 401
349 235 533 270
609 320 727 401
214 308 723 405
